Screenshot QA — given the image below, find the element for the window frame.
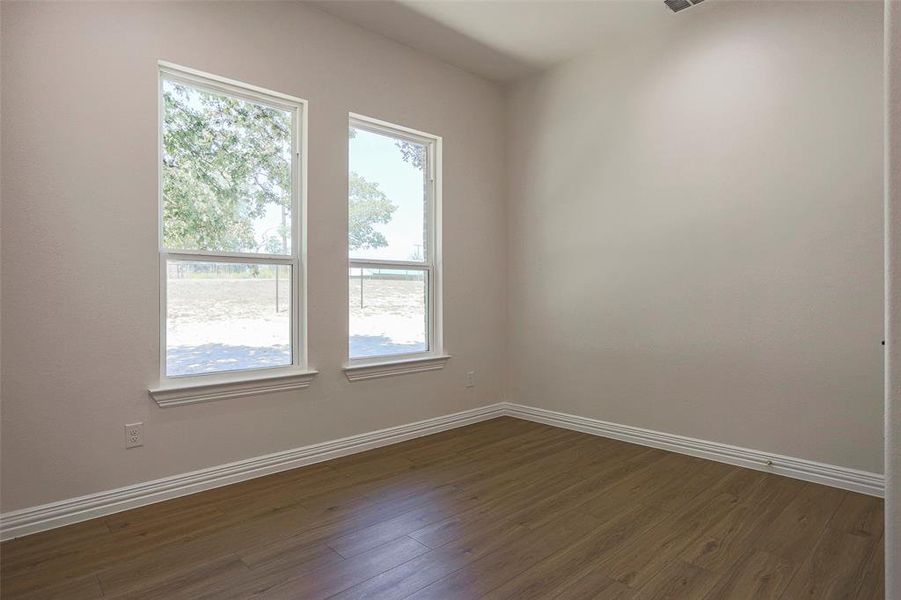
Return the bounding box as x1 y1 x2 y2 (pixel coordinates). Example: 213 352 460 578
155 62 310 390
346 113 445 371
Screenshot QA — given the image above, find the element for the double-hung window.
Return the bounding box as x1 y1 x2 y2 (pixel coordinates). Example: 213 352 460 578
155 63 309 398
346 115 445 375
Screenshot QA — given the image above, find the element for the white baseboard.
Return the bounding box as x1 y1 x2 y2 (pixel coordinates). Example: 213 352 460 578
1 400 884 541
0 403 506 541
501 402 885 498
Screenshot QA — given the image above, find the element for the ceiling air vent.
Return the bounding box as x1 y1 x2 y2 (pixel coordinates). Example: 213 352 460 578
665 0 704 12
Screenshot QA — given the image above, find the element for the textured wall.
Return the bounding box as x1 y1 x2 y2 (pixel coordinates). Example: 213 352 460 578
885 0 900 594
0 1 507 512
506 1 885 473
1 0 888 529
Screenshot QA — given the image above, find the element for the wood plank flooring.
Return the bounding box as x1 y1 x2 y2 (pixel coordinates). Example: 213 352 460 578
0 417 884 599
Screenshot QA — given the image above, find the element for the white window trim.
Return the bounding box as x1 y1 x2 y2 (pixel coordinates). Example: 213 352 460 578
344 114 448 379
344 354 451 381
150 62 315 406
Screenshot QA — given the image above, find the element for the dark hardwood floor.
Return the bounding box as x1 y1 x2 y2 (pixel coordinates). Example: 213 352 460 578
0 417 884 599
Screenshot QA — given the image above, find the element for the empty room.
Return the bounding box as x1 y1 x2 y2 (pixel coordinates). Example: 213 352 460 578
2 0 900 598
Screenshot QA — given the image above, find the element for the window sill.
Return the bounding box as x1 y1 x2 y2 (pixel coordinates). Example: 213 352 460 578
149 369 318 408
343 355 450 381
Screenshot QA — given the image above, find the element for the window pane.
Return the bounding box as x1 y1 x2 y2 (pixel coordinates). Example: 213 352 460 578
349 268 428 359
166 261 292 376
349 127 427 262
162 79 293 255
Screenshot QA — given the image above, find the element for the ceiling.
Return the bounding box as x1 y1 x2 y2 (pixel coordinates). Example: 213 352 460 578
309 0 680 83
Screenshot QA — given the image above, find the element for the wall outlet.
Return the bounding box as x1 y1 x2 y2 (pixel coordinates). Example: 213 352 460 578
125 423 144 449
465 370 476 388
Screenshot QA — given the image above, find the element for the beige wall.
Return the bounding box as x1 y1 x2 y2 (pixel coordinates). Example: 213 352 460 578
0 2 507 512
885 0 900 593
0 0 888 518
506 1 885 473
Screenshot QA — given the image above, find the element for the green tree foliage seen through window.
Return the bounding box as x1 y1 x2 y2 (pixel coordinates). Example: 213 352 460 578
162 81 292 254
347 127 425 252
349 171 397 250
162 81 423 256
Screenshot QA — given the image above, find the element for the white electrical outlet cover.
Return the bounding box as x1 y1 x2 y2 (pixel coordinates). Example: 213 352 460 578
125 422 144 449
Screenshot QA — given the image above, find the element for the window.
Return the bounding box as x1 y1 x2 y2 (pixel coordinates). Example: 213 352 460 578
157 63 308 387
347 115 444 370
